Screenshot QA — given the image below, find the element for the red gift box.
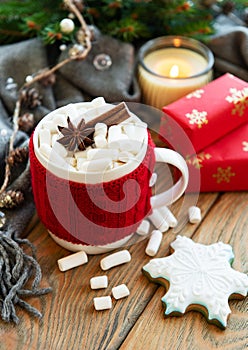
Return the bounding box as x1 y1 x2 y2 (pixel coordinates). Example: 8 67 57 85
186 123 248 192
160 73 248 156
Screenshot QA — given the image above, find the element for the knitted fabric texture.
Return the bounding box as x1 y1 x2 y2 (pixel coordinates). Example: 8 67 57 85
29 133 155 246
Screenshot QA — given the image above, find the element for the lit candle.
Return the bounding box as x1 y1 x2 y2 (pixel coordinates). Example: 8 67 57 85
138 36 214 109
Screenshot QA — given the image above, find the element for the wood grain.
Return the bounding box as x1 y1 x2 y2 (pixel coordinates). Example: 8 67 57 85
0 192 220 350
121 192 248 350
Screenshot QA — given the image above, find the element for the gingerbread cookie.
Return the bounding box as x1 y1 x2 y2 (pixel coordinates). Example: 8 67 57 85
142 235 248 329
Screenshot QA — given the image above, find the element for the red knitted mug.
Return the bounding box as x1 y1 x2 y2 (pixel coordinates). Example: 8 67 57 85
30 101 188 254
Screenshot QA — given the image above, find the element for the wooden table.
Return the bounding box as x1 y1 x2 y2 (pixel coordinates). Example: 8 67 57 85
1 129 248 350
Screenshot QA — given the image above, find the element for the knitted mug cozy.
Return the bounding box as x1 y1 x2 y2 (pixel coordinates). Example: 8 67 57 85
29 132 155 246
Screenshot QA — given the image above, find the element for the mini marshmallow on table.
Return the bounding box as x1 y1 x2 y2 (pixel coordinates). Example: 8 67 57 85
112 284 130 300
100 250 131 271
145 230 163 257
188 206 202 224
136 219 150 236
158 206 178 228
90 276 108 290
148 209 169 232
93 296 112 311
57 251 88 272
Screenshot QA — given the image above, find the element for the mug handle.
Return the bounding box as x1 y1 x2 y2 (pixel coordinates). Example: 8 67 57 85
150 148 189 209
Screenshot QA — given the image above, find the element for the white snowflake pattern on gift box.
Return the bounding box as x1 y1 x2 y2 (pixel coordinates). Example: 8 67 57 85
185 109 208 128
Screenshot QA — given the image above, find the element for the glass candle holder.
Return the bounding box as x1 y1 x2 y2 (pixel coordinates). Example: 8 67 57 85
137 36 214 109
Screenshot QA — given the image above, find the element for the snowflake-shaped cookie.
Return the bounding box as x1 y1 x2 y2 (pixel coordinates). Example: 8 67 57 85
142 235 248 329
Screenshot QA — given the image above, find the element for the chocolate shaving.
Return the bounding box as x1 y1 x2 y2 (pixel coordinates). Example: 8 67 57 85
86 102 131 129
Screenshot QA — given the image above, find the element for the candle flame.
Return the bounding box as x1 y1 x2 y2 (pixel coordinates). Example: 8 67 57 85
169 65 179 78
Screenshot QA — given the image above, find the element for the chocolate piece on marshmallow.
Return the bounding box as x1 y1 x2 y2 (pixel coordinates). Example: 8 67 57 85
86 102 131 129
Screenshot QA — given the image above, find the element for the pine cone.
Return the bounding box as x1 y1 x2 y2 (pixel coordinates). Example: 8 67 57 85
20 87 42 109
18 113 35 133
6 147 29 167
222 1 235 14
0 190 24 209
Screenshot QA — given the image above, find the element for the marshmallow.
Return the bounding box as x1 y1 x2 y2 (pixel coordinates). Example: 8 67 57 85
87 148 118 161
94 134 108 149
125 122 147 144
118 151 135 163
118 138 138 153
93 296 112 311
188 206 202 224
53 113 67 127
145 230 163 257
57 250 88 271
122 124 136 139
39 144 70 169
100 250 131 271
90 275 108 289
52 140 68 158
112 284 130 300
43 120 57 133
65 157 77 167
51 133 59 146
74 150 88 159
107 125 122 144
76 157 88 171
63 103 78 120
94 123 108 138
148 209 169 232
112 161 124 168
39 128 51 146
136 220 150 236
80 158 112 172
91 96 106 107
39 144 52 159
109 134 129 150
158 206 178 228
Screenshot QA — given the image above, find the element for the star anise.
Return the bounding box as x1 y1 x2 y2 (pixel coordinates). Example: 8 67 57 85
57 117 95 152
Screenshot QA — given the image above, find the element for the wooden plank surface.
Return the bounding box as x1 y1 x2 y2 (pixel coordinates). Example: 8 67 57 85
0 191 230 350
121 192 248 350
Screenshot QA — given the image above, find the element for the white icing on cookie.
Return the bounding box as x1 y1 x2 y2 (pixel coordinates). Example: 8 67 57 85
143 235 248 328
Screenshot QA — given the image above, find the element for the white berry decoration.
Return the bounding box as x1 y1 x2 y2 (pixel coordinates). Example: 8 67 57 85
143 235 248 329
60 18 75 34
